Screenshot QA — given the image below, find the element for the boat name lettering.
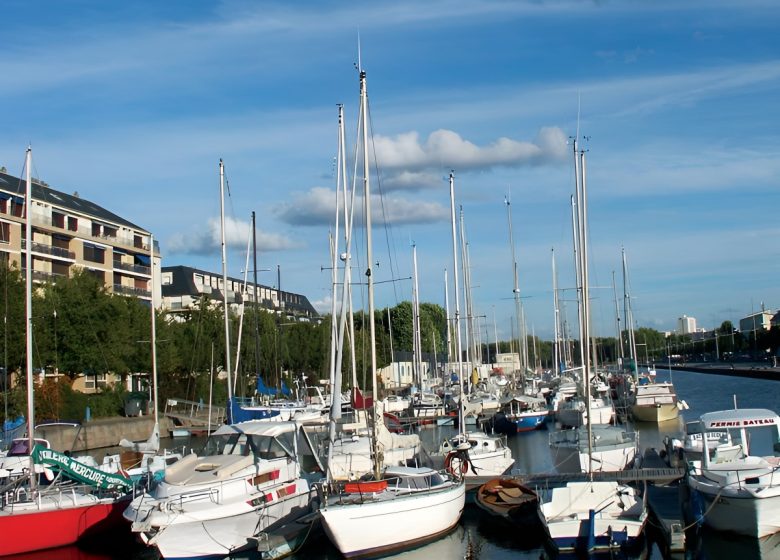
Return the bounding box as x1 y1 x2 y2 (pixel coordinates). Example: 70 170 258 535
710 418 776 428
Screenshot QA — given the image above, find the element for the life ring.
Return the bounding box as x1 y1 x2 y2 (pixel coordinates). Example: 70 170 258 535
444 450 469 479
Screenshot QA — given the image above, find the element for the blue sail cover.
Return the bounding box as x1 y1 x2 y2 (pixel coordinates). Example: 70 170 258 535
256 376 275 396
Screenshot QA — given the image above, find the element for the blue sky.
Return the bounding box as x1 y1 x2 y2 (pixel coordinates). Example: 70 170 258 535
2 1 778 341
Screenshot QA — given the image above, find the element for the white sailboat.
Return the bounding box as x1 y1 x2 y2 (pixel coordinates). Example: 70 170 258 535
433 172 514 480
319 67 465 558
623 248 680 424
123 160 320 559
540 138 646 556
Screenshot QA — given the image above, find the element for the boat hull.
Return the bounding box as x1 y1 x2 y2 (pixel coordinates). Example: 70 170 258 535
130 491 312 559
631 403 678 423
320 483 465 558
688 477 780 538
0 497 126 556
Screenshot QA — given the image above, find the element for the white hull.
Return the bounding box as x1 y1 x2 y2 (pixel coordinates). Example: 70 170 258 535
550 426 637 474
539 481 646 554
135 491 311 559
321 481 465 557
689 473 780 538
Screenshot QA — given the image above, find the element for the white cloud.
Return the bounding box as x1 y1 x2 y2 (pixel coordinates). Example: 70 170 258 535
275 187 449 227
372 127 568 172
167 216 298 255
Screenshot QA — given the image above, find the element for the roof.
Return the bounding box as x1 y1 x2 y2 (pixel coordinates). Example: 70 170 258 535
162 264 319 317
699 408 779 429
211 420 298 437
0 170 146 232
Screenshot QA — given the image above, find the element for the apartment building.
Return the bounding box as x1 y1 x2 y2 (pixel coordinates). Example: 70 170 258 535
0 168 159 306
161 265 318 321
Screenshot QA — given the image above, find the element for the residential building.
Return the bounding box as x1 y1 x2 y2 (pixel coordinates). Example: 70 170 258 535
739 310 773 336
0 168 159 306
160 265 318 322
677 315 697 335
0 167 159 394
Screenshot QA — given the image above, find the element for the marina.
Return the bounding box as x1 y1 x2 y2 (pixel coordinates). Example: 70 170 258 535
3 367 777 560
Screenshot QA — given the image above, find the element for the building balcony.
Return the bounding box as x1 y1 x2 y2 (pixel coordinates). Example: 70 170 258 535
113 260 151 275
21 239 76 260
113 284 151 298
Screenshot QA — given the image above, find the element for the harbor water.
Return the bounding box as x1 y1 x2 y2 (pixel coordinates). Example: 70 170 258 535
12 368 780 560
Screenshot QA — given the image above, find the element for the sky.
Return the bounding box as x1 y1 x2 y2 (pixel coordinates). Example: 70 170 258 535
2 0 778 343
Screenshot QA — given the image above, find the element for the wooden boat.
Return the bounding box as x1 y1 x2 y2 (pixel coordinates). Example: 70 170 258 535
475 478 539 525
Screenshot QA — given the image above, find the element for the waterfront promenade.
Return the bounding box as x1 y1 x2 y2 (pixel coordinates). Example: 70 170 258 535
653 361 780 381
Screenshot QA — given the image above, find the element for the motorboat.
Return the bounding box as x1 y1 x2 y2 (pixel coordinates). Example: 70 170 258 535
123 420 322 559
686 408 780 538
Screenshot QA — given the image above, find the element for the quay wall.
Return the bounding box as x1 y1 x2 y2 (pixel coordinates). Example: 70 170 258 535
37 416 174 452
662 363 780 382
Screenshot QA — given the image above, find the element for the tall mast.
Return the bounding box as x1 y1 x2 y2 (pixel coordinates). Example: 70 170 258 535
150 234 159 430
622 246 638 383
444 269 452 370
328 106 344 403
505 195 527 382
612 269 624 369
448 172 465 436
219 159 233 405
358 69 380 481
552 248 561 375
412 244 423 390
252 212 261 387
458 208 472 386
24 147 36 492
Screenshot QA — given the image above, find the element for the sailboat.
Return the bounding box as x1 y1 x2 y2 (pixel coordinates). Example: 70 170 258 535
539 138 646 556
0 147 131 556
319 67 465 558
622 248 680 424
433 173 514 480
122 160 320 559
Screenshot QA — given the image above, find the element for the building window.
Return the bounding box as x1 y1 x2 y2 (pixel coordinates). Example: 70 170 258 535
68 217 78 231
84 373 108 390
11 200 23 218
87 269 105 283
92 223 101 237
83 244 105 264
0 222 8 244
0 199 6 214
52 211 65 228
134 235 144 249
104 226 117 238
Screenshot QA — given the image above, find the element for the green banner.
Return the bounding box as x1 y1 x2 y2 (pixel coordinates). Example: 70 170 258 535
31 444 132 492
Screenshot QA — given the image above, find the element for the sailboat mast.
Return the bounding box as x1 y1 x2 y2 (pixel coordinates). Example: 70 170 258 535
412 244 423 390
150 234 159 428
24 147 36 492
505 196 527 383
613 269 624 369
252 212 261 386
622 247 638 382
448 173 466 436
219 159 233 404
458 208 472 387
328 107 344 400
444 269 452 370
552 248 561 375
358 69 380 481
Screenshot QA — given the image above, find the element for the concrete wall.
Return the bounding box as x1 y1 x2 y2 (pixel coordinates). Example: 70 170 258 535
36 416 173 452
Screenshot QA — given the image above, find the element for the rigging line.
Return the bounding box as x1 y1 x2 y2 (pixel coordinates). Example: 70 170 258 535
366 100 402 306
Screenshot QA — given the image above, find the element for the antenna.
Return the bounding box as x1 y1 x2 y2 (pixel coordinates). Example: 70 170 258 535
357 30 362 72
576 91 581 141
